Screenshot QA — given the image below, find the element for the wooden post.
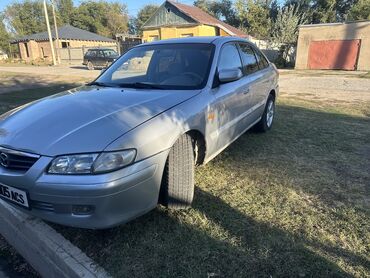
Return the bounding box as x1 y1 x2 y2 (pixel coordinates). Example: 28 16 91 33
68 46 71 62
51 0 61 64
43 0 56 65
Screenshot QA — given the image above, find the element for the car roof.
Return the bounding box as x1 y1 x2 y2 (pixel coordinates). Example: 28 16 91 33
139 36 250 47
87 48 116 51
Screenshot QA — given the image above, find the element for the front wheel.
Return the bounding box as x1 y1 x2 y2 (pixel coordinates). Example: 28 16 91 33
87 61 94 70
159 134 195 209
255 94 275 132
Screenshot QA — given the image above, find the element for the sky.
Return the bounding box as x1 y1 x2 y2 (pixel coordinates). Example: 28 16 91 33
0 0 196 16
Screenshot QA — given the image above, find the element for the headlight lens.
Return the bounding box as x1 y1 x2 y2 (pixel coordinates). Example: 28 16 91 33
48 150 136 174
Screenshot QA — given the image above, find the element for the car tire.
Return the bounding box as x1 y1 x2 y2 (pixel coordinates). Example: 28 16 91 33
87 61 94 70
255 94 275 132
159 134 195 209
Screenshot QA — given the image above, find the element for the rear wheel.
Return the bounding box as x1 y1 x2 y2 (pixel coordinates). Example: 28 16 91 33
255 94 275 132
159 134 195 209
87 61 94 70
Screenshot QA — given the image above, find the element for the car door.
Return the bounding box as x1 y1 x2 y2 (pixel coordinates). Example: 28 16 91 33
95 50 106 67
210 42 253 151
237 42 267 123
252 46 276 106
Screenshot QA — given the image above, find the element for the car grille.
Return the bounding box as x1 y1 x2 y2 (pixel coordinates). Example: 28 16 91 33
0 147 40 172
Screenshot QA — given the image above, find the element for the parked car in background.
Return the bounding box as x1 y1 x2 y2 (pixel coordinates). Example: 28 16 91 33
83 48 119 70
0 37 278 229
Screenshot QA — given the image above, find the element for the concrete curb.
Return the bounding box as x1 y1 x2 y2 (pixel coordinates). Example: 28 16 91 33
0 200 110 278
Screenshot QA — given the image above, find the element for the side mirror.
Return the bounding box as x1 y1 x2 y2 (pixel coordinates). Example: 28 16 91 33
218 68 243 83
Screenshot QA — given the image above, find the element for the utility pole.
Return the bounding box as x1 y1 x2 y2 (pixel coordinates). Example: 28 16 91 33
51 0 61 64
43 0 57 65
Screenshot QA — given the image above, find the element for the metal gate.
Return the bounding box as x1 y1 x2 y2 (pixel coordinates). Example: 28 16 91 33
308 40 361 70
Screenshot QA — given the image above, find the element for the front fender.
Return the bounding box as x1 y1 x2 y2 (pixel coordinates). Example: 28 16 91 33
104 92 210 161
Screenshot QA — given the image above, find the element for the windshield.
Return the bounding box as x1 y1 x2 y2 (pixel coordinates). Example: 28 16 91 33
95 43 215 90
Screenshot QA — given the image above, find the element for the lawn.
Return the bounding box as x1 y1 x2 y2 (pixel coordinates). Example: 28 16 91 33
0 75 369 277
53 96 369 277
0 84 79 115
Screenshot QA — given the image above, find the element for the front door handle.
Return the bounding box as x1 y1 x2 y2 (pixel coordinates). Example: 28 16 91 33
243 88 250 94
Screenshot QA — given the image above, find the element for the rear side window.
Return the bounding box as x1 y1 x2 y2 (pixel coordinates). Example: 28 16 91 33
86 50 96 57
218 43 242 72
254 48 269 69
238 43 259 74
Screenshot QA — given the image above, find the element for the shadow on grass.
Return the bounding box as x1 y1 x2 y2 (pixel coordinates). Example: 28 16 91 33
54 188 350 277
54 104 369 277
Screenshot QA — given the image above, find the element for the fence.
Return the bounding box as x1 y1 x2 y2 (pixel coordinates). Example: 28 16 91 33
59 44 120 63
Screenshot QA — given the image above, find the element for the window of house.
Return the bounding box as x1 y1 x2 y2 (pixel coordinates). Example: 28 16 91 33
149 35 159 42
61 42 70 48
238 43 259 74
218 43 242 72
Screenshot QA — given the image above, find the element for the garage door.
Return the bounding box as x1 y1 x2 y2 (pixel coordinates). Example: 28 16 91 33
308 40 361 70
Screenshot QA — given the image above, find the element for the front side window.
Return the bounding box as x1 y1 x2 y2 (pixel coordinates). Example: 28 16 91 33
96 43 215 90
238 43 259 74
218 43 242 72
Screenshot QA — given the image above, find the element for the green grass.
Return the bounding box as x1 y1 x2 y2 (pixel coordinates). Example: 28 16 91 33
53 97 369 277
1 81 369 277
0 84 79 115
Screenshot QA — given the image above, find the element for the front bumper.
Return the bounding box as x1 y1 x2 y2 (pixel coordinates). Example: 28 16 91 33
0 150 169 229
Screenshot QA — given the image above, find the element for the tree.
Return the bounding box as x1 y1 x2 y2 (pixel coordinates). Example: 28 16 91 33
55 0 74 24
0 14 10 54
4 0 50 36
346 0 370 20
236 0 272 39
70 1 128 38
312 0 337 23
134 4 158 35
271 5 307 66
194 0 239 26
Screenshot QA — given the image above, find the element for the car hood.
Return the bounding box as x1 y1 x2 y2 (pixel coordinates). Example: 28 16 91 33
0 86 199 156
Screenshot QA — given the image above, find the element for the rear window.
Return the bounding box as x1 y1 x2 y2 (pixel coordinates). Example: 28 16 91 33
103 50 118 57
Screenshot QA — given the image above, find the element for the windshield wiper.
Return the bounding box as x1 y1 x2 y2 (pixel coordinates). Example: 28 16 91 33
117 82 165 90
87 81 117 87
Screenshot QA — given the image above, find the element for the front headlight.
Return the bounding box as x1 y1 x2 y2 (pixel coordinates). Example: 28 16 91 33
48 150 136 174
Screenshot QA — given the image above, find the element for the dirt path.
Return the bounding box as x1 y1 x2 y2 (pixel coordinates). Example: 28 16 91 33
0 66 369 104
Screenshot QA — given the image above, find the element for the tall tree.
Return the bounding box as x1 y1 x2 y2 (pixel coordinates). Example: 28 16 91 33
312 0 337 23
4 0 50 36
134 4 159 35
271 4 307 66
194 0 239 26
55 0 74 24
70 1 129 38
236 0 272 39
0 14 10 53
346 0 370 20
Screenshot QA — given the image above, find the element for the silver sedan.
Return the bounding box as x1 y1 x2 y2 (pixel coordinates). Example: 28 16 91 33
0 37 278 229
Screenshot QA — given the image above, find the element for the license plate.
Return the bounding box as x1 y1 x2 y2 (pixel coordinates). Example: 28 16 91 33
0 183 29 208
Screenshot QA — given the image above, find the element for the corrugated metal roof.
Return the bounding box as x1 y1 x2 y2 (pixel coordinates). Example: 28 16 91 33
168 1 248 38
11 25 115 43
143 1 248 38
